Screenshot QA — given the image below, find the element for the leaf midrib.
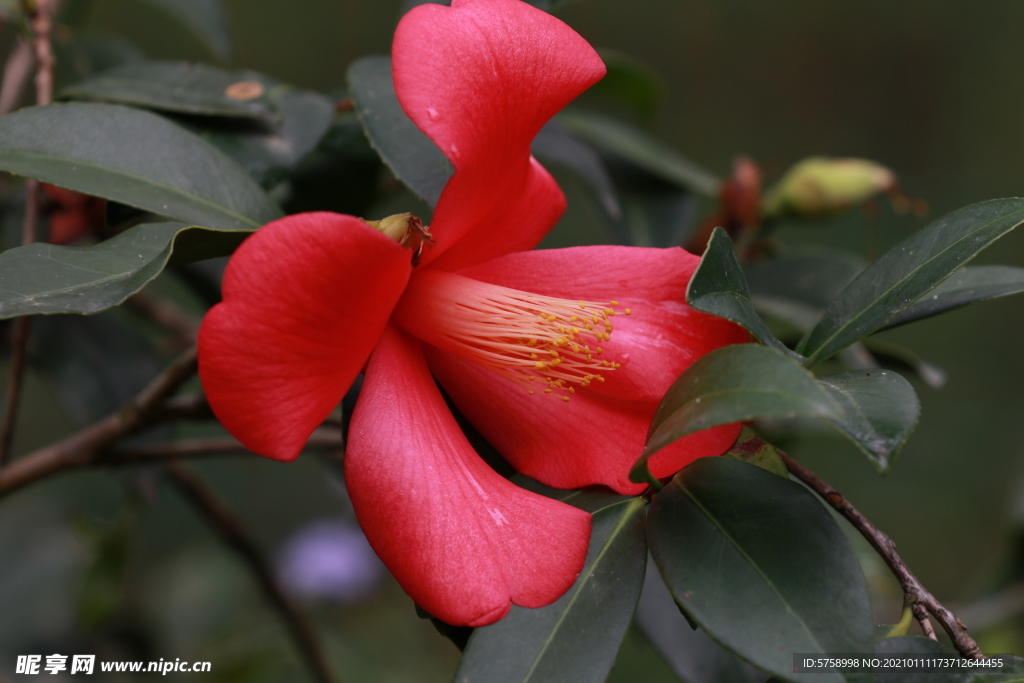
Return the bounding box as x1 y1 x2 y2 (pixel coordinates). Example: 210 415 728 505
678 482 840 679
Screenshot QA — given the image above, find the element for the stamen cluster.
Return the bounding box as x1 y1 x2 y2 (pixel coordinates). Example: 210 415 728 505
442 291 631 401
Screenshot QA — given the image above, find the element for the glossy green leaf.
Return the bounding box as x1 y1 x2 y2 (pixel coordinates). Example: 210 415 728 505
557 109 720 198
533 121 621 220
799 198 1024 365
632 345 842 485
0 223 248 318
60 61 279 121
884 265 1024 328
818 369 920 473
137 0 233 62
174 86 335 188
0 103 281 230
348 56 453 207
648 458 874 683
687 227 804 359
722 426 789 477
456 498 647 683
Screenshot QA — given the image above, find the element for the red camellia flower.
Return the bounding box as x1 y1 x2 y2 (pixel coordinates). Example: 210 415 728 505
198 0 746 627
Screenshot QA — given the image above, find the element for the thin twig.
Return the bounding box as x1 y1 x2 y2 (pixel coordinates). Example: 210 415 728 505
164 461 338 683
0 0 57 465
780 451 983 658
913 603 938 641
0 347 198 497
28 0 55 107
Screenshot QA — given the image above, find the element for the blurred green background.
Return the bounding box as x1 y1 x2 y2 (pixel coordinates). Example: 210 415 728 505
2 0 1024 681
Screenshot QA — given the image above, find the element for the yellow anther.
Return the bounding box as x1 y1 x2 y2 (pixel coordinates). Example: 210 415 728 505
561 396 571 402
610 301 619 306
596 347 603 354
624 309 632 315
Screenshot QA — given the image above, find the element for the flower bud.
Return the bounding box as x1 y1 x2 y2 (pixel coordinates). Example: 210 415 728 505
363 212 433 263
763 157 896 218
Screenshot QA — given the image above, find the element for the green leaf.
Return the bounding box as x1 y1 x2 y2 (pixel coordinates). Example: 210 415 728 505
722 426 789 478
884 265 1024 328
174 86 335 188
511 474 632 514
687 227 804 359
60 61 279 122
817 369 920 473
648 458 874 683
347 56 452 207
798 198 1024 365
137 0 233 62
0 103 282 231
632 345 842 485
0 223 248 318
456 498 647 683
557 109 720 198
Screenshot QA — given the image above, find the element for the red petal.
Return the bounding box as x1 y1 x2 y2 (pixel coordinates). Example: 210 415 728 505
427 346 740 495
198 213 411 461
393 0 606 268
457 246 750 402
457 244 699 301
345 325 591 626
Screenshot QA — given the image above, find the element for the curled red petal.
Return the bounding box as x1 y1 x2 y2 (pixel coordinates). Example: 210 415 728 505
393 0 606 267
198 213 411 461
345 325 591 626
427 346 740 495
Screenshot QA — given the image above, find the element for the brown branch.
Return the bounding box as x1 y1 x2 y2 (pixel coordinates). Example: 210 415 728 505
913 603 938 641
0 0 57 465
0 347 198 497
28 0 55 107
780 452 983 658
164 461 338 683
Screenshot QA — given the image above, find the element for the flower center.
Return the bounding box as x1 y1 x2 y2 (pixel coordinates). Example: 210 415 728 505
393 270 630 401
